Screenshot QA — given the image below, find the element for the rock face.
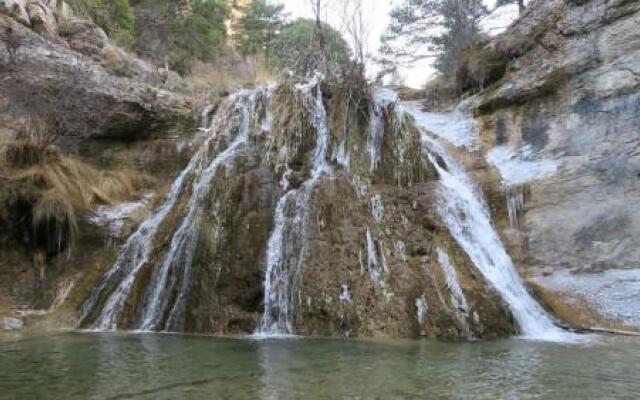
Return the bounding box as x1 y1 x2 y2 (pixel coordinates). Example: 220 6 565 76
0 12 193 140
469 0 640 332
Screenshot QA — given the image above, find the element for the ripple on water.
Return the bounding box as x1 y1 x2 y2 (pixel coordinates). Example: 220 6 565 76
1 333 639 399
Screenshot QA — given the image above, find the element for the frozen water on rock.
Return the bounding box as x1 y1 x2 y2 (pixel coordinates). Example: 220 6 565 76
367 88 403 172
335 138 350 170
404 101 476 148
366 228 384 285
415 296 428 328
536 269 640 327
90 194 153 239
487 145 561 187
368 99 385 172
394 240 407 262
506 186 526 230
437 248 470 334
339 285 352 303
370 194 384 223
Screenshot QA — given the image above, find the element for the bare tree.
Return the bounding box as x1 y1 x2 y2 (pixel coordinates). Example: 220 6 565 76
308 0 325 49
496 0 526 15
340 0 370 66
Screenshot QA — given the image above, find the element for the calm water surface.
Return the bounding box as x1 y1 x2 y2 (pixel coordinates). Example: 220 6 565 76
0 332 639 399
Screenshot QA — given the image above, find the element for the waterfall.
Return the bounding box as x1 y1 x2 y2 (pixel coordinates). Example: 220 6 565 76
257 77 331 336
79 155 198 330
79 88 270 331
139 92 257 331
406 105 574 341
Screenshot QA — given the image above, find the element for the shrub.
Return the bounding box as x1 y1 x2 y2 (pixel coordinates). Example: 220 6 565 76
422 77 459 110
271 19 351 74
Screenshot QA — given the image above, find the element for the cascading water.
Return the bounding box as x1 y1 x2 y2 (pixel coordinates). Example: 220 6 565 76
79 153 199 330
406 104 575 341
140 92 259 331
79 88 270 331
257 77 331 336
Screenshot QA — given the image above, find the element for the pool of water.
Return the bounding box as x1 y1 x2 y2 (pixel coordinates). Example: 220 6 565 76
1 332 639 399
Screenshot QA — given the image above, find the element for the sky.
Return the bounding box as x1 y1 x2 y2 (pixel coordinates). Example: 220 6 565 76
275 0 521 88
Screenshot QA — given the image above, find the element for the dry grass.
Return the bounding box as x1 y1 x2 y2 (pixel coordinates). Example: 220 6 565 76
1 131 153 251
186 59 276 92
455 41 508 94
100 45 150 80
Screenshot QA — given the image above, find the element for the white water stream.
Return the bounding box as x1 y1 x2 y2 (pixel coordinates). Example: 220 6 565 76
257 77 332 336
140 93 257 331
406 103 575 341
80 89 268 330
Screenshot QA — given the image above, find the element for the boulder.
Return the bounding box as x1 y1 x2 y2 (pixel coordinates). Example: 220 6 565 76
0 15 193 139
58 16 108 57
0 0 29 25
25 0 57 36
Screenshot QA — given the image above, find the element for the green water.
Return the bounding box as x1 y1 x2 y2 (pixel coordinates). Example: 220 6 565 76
1 333 639 399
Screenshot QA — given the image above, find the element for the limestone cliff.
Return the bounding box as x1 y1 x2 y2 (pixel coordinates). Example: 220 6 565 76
469 0 640 332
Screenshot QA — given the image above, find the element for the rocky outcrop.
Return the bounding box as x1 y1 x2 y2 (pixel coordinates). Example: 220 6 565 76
469 0 640 332
2 0 75 37
0 11 193 139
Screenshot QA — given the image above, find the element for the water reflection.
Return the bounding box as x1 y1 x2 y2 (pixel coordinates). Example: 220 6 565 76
0 333 639 399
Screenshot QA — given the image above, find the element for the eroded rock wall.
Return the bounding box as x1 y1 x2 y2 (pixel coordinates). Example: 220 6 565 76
470 0 640 331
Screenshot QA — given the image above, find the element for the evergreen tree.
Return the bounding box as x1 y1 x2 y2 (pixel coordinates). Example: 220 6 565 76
272 19 351 73
170 0 229 73
110 0 135 46
379 0 487 80
236 0 285 67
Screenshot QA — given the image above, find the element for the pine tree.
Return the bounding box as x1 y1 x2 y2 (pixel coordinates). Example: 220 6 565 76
236 0 285 67
379 0 487 80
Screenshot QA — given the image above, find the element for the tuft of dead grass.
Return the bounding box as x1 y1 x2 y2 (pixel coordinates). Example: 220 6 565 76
186 59 276 92
1 131 153 253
